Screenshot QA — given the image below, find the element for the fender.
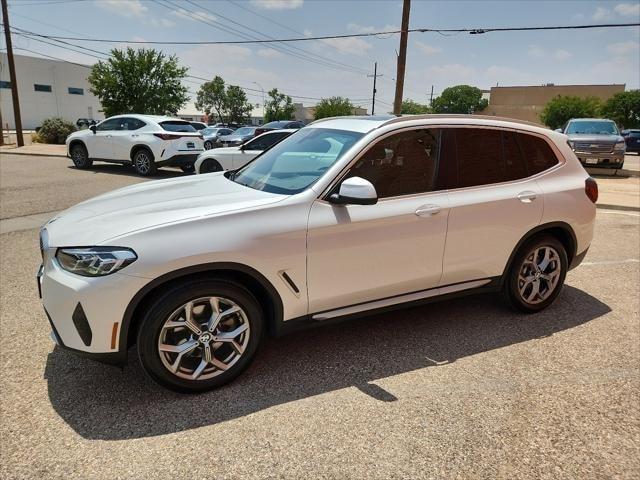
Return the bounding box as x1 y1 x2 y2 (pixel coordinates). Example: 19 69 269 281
118 262 284 359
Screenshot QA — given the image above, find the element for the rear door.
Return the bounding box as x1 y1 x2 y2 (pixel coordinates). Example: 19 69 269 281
110 117 147 160
440 127 546 285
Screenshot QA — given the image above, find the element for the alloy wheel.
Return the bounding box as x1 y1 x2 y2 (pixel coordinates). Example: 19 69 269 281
517 246 562 305
157 296 250 380
72 147 86 166
135 153 151 174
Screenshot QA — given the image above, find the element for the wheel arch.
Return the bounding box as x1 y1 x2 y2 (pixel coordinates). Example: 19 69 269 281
501 221 577 286
130 144 155 161
120 262 284 354
198 157 223 172
68 139 87 153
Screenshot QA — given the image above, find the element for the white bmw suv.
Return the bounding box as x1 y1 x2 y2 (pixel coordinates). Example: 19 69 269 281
65 114 204 176
40 115 597 392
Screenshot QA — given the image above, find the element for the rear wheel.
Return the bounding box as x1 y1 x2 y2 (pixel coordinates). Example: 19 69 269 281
137 279 264 393
199 159 223 174
70 144 92 169
503 235 567 313
204 140 213 150
132 149 157 176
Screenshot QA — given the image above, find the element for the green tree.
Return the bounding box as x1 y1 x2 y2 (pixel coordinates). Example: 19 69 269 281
195 76 227 123
431 85 488 114
225 85 254 124
195 78 253 124
540 95 601 129
88 48 188 117
401 98 431 114
600 90 640 129
314 96 355 119
264 88 295 122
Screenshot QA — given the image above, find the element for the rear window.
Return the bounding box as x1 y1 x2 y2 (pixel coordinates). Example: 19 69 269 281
160 121 196 133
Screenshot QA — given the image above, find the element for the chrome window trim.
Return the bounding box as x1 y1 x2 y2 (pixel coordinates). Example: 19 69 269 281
317 123 566 203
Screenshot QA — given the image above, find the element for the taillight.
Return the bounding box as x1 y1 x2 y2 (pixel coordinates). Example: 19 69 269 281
154 133 182 140
585 177 598 203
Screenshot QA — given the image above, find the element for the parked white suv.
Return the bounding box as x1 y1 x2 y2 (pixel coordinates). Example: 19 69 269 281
195 129 296 173
40 115 597 392
65 114 204 176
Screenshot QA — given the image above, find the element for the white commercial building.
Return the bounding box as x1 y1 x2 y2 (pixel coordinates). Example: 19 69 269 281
0 53 102 130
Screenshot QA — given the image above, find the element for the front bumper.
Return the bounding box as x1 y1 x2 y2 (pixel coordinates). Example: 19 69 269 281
38 255 149 365
574 151 625 168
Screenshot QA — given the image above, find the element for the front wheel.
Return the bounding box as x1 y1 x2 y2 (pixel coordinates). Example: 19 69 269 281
137 279 264 393
70 144 92 169
503 235 568 313
204 140 213 150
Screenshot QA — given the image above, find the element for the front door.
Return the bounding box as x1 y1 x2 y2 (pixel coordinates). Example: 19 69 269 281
307 127 450 314
88 118 119 159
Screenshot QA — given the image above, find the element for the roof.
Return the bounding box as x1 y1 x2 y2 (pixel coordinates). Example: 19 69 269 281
107 114 187 122
568 118 616 122
307 114 549 133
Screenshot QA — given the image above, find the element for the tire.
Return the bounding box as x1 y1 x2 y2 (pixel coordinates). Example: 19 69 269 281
70 143 92 169
204 140 213 150
137 279 264 393
503 235 568 313
199 159 223 174
132 149 157 176
180 164 195 174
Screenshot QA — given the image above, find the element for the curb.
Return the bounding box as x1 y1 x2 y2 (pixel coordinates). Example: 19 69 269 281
0 149 67 158
588 167 640 178
596 203 640 212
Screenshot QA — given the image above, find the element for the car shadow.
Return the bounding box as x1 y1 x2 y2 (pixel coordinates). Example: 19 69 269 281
44 286 610 440
67 164 186 179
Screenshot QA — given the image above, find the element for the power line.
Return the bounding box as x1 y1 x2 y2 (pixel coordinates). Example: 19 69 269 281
17 22 640 45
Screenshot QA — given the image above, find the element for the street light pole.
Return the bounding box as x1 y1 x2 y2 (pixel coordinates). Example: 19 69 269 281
253 81 265 124
1 0 24 146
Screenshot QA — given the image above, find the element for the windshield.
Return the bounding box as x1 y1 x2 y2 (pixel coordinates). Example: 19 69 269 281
234 127 255 136
566 120 619 135
202 128 219 135
231 127 364 195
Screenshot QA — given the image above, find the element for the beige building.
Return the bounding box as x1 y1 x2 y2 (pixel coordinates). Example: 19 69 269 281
480 84 625 124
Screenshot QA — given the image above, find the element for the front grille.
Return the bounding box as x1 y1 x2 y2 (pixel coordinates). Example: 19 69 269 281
574 142 613 154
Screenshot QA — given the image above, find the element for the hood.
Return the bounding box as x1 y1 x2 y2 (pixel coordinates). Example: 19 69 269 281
198 146 239 160
44 173 286 246
566 133 624 143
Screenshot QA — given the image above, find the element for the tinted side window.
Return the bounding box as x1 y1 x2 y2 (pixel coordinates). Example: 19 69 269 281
456 128 503 188
517 133 559 175
118 117 145 131
347 129 440 198
502 131 528 181
96 118 120 131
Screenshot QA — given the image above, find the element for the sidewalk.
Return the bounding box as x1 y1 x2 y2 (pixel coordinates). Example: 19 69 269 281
0 144 67 157
596 177 640 212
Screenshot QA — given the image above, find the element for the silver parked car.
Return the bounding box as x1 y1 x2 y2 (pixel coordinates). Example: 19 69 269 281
202 127 234 150
557 118 626 169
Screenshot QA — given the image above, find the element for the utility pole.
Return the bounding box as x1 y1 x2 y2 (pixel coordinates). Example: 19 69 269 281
393 0 411 115
429 85 434 107
1 0 24 146
367 62 382 115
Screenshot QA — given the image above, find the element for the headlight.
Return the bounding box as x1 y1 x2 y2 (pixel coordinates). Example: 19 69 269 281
614 141 626 151
56 247 137 277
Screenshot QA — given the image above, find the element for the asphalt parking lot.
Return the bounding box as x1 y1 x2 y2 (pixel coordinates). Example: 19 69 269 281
1 153 639 479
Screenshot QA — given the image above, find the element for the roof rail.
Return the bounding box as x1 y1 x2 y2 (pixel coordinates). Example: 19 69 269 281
380 114 546 129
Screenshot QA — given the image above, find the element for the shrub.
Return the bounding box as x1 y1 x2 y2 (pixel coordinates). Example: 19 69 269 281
31 132 44 143
38 117 76 144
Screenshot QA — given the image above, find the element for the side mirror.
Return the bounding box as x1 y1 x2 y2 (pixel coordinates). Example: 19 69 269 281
554 128 563 133
89 125 97 134
329 176 378 206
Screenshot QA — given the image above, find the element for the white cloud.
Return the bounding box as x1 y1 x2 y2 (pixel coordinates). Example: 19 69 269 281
614 3 640 16
592 6 612 20
347 23 398 34
150 18 176 28
257 48 283 59
428 63 476 78
553 49 572 60
171 8 217 23
528 44 545 57
250 0 303 10
607 40 640 55
303 29 312 37
415 41 442 56
95 0 147 18
320 37 372 56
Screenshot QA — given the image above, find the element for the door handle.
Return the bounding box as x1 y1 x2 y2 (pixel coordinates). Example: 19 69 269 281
517 191 537 203
415 204 441 217
131 134 138 138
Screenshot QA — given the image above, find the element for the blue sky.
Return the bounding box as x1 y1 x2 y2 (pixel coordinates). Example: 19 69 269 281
4 0 640 113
